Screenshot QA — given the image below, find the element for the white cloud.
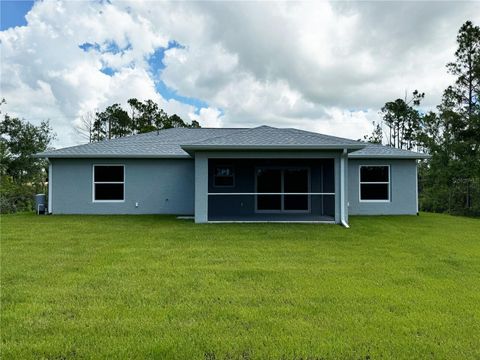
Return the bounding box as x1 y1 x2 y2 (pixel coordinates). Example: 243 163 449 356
190 107 224 128
159 1 479 134
1 1 479 147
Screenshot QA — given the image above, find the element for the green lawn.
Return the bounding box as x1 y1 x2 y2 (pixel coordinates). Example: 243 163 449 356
1 213 479 359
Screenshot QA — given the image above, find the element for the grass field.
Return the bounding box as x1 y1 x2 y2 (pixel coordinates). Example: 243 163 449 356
1 213 479 359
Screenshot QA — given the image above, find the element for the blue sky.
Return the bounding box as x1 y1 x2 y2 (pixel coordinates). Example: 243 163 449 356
1 0 34 30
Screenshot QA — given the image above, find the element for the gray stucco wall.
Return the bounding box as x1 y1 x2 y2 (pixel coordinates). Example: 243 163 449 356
347 159 418 215
49 155 416 219
50 158 194 214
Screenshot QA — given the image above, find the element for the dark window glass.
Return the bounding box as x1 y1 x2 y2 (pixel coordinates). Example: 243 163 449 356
95 184 124 200
284 169 309 193
256 168 311 211
257 195 282 211
257 169 281 192
214 176 233 186
214 166 234 187
94 166 124 182
360 166 389 182
284 195 308 210
284 169 309 210
360 184 389 200
257 169 281 210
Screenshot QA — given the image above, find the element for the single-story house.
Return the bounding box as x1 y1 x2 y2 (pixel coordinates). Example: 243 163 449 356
36 125 429 226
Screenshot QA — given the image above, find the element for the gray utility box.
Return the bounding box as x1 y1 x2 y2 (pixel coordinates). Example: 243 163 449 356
35 194 47 215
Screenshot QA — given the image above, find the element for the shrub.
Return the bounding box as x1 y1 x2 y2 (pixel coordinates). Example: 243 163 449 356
0 176 43 214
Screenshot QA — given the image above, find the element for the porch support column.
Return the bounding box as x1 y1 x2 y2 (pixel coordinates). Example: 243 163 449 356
194 152 208 223
334 156 340 224
340 149 349 227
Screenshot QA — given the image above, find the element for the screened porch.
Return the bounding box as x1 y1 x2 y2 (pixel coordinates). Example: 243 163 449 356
207 158 336 222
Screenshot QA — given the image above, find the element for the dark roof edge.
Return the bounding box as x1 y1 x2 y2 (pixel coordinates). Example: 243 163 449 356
34 154 192 159
181 144 365 151
35 152 430 160
349 153 431 159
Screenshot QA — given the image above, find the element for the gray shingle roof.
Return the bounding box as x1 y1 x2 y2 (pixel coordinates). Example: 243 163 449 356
350 142 430 159
35 125 429 159
181 125 364 150
35 128 243 158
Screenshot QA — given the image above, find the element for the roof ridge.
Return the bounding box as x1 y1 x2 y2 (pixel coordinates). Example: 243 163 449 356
183 126 264 145
196 127 249 130
180 125 367 150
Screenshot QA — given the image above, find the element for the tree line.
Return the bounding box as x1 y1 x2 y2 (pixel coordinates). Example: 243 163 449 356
75 99 200 143
363 20 480 215
0 99 55 212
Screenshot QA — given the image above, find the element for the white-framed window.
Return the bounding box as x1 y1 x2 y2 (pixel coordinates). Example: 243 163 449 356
359 165 390 202
92 165 125 202
214 166 235 187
